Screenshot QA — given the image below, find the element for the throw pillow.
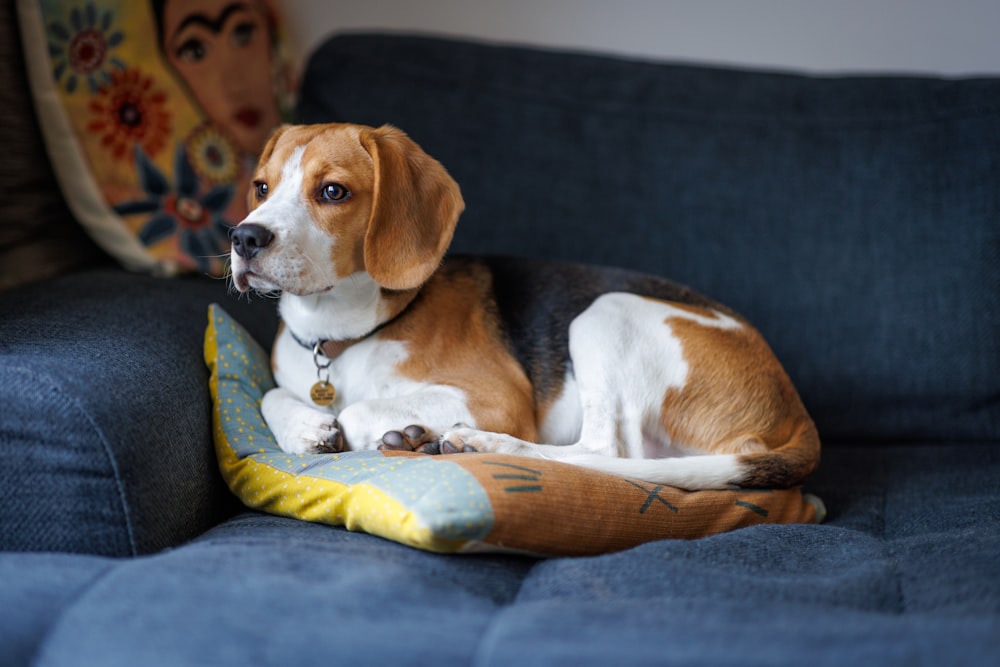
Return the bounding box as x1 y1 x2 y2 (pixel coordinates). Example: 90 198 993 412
205 304 825 556
17 0 297 276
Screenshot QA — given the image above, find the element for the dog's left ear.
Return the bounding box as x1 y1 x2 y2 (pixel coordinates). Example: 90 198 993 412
359 125 465 290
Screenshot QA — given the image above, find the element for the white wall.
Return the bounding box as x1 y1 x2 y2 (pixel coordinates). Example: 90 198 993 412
282 0 1000 75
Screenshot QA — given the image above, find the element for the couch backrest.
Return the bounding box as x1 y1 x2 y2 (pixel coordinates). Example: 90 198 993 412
297 34 1000 445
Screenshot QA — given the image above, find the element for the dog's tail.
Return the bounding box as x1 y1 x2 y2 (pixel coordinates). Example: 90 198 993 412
730 420 821 488
559 421 821 490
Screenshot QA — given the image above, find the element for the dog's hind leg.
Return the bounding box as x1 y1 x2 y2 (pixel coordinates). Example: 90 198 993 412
411 293 678 464
400 293 777 490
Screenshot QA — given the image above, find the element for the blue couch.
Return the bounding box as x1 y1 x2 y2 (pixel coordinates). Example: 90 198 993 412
2 30 998 666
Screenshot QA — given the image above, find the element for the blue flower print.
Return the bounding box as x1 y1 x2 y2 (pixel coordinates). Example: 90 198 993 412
47 2 126 94
114 144 235 274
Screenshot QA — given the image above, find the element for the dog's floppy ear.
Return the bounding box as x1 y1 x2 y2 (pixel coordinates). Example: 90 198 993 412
358 125 464 290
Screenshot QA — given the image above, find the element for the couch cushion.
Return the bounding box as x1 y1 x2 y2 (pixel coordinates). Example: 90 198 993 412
0 268 280 555
297 34 1000 445
2 442 995 665
0 552 111 666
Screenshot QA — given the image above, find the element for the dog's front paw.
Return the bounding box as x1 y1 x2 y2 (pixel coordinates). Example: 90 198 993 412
376 424 479 454
261 387 346 455
311 419 346 454
437 425 481 454
436 425 541 456
279 417 345 455
270 408 345 455
378 425 445 454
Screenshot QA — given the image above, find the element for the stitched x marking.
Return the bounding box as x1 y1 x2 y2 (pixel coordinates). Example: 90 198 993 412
624 480 679 514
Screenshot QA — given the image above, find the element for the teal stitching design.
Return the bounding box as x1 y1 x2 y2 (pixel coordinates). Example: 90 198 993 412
482 461 543 493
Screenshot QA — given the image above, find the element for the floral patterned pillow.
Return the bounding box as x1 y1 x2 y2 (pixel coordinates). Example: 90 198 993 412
17 0 297 276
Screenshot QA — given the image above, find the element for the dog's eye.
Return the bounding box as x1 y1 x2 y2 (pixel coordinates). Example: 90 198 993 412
254 181 268 200
320 183 350 203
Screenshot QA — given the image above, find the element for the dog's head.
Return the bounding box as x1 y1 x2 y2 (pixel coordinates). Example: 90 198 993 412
230 123 464 296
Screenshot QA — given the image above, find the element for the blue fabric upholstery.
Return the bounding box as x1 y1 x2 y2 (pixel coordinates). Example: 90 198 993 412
1 32 997 665
0 270 278 555
2 443 997 665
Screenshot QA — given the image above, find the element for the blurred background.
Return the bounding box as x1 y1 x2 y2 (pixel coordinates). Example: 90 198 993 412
281 0 1000 75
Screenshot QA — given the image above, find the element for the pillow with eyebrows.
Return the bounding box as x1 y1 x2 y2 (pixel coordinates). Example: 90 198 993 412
16 0 297 276
205 304 825 557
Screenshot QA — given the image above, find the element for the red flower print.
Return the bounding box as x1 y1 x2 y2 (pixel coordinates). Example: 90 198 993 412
87 68 172 162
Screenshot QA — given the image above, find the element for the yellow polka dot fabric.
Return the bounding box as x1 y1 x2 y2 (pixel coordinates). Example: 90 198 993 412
205 304 490 552
205 304 824 557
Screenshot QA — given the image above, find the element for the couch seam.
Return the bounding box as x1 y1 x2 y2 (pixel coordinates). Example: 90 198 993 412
469 601 517 667
468 559 546 667
879 451 906 615
9 365 139 556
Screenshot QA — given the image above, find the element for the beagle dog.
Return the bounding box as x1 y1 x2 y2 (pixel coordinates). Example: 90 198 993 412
229 123 820 490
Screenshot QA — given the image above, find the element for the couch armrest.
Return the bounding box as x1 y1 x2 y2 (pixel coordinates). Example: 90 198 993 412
0 268 279 555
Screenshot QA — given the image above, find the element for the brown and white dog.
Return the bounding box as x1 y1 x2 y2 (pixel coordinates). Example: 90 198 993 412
229 123 820 490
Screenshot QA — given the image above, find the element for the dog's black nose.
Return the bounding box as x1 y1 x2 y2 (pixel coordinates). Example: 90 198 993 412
230 223 274 260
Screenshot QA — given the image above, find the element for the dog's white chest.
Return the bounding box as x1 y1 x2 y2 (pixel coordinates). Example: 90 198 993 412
272 327 413 411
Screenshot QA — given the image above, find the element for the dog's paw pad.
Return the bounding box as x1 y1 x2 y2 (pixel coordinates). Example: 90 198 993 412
440 439 477 455
415 439 443 455
404 425 427 440
378 425 437 453
379 430 408 450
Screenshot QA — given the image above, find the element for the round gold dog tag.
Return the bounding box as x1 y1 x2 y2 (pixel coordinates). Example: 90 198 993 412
310 381 337 406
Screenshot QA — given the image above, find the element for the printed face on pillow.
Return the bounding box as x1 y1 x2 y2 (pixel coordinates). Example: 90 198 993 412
157 0 282 155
